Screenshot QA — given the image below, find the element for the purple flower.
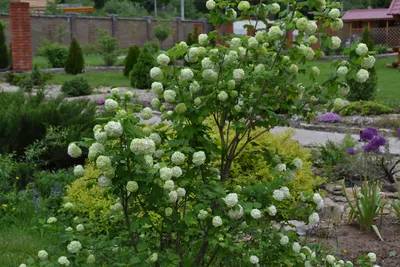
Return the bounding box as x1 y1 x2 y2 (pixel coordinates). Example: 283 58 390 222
318 112 342 123
360 127 378 142
98 97 105 105
363 135 386 153
346 148 356 155
397 127 400 136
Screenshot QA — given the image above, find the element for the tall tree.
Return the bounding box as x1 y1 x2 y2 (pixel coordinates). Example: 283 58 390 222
0 22 9 69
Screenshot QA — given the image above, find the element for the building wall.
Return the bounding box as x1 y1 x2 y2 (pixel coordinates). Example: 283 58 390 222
0 14 213 54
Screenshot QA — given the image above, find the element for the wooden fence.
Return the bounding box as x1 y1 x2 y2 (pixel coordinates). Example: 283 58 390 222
350 27 400 48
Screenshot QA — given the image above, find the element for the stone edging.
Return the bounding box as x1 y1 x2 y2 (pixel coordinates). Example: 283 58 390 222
41 66 124 73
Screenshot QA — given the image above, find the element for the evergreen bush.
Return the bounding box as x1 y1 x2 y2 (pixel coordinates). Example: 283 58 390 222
96 29 119 66
0 22 9 69
361 27 374 50
123 45 140 77
40 41 68 68
130 47 155 89
65 38 85 75
143 41 159 54
31 64 41 86
61 76 91 96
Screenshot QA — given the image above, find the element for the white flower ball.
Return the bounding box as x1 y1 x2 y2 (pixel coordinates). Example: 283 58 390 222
126 181 139 192
87 254 96 264
150 67 163 81
105 99 119 112
231 37 241 48
356 69 369 83
228 204 244 220
67 143 82 158
73 165 85 177
177 187 186 197
151 82 164 94
368 252 376 262
157 54 170 66
141 107 153 120
38 250 48 260
98 176 112 187
331 36 341 49
254 64 265 73
198 209 208 220
189 81 200 93
304 261 312 267
250 208 262 219
192 151 206 165
94 131 107 144
226 8 237 19
163 180 175 191
238 1 250 11
337 66 348 76
67 241 82 254
169 190 178 202
326 255 335 264
267 205 277 216
273 190 285 201
271 3 280 14
280 235 289 245
206 0 216 10
247 37 258 49
361 55 376 69
249 255 259 264
198 33 208 46
305 21 317 35
330 18 343 31
47 217 57 224
96 155 112 171
58 256 70 266
124 90 133 99
292 242 301 253
223 193 238 208
329 8 340 19
165 207 173 216
309 35 318 44
194 97 201 107
212 216 223 227
104 121 123 137
277 163 286 172
171 166 183 178
76 224 84 232
148 133 161 145
233 69 245 81
111 202 123 212
310 66 320 77
227 79 236 90
296 17 308 32
180 68 194 81
179 41 188 50
201 57 214 69
308 212 320 226
160 167 173 180
149 253 158 262
268 26 281 40
280 186 291 198
164 89 176 102
218 91 229 102
88 142 105 161
292 158 303 169
19 264 27 267
302 46 315 60
202 69 218 82
171 151 185 165
130 138 156 155
289 64 298 73
234 104 242 112
64 202 73 209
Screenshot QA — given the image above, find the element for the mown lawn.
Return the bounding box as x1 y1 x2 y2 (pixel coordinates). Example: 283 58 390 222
49 71 131 88
33 54 125 69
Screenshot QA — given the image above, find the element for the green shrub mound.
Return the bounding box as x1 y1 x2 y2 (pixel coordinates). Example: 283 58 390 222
65 38 85 75
143 41 160 54
123 45 140 77
346 67 378 101
0 22 9 69
340 101 392 116
130 47 155 89
61 76 91 97
40 41 69 68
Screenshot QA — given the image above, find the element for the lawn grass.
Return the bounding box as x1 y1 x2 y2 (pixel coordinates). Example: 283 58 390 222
34 54 125 69
49 71 131 88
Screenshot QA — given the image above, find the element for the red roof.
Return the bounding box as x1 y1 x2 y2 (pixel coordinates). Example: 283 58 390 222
388 0 400 15
342 9 393 21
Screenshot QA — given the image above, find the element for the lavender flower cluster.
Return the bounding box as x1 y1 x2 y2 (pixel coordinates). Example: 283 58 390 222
346 127 387 155
318 112 342 123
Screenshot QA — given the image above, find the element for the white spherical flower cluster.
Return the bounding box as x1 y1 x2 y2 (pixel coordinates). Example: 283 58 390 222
311 66 320 76
255 31 264 43
144 155 153 167
361 55 376 69
212 216 222 227
326 255 335 264
19 264 27 267
277 163 286 172
268 26 281 40
98 176 112 187
189 81 200 92
105 99 119 112
87 254 96 264
169 190 178 202
194 97 201 107
226 8 237 19
151 82 164 94
334 98 345 110
67 240 82 254
227 79 236 90
223 193 238 208
38 250 48 260
339 84 350 96
94 131 107 144
292 242 301 253
177 187 186 197
157 54 170 66
126 181 139 193
233 69 245 81
154 150 165 159
271 3 280 14
165 207 173 216
206 0 216 10
367 252 376 262
289 64 299 73
273 190 285 201
201 57 214 69
331 36 341 49
337 66 348 76
111 202 123 212
249 255 259 264
172 166 182 178
231 37 241 48
330 18 343 31
179 41 188 50
267 205 277 216
202 69 218 82
104 121 123 137
164 180 175 191
305 21 317 35
149 133 161 145
296 17 308 32
247 37 258 49
58 256 70 266
198 209 208 220
218 91 229 102
150 67 163 81
65 226 73 232
130 138 156 155
280 186 291 198
180 68 194 81
280 235 289 245
124 91 133 99
171 151 185 165
301 46 315 60
254 64 265 73
228 204 244 220
292 158 303 169
73 165 85 177
238 1 250 11
160 167 173 180
356 69 369 83
96 155 112 171
111 88 119 96
309 35 318 44
149 253 158 262
251 208 262 219
164 89 176 102
64 202 73 209
68 143 82 158
192 151 206 166
313 193 324 210
47 217 57 224
328 8 341 19
308 212 320 226
198 33 208 46
174 103 186 114
76 224 84 232
141 107 153 120
88 142 105 161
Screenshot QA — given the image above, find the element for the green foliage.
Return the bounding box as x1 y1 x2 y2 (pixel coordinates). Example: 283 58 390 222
143 41 160 54
187 26 199 45
130 47 155 89
346 66 377 101
96 29 119 66
31 64 41 86
0 154 16 193
5 69 52 90
94 0 105 9
373 44 388 54
0 21 9 69
39 41 69 68
186 32 194 45
61 76 91 96
167 0 200 19
65 38 85 75
44 0 63 15
100 0 148 18
340 101 392 116
123 45 140 77
0 0 11 13
153 21 173 49
82 43 97 55
361 27 374 51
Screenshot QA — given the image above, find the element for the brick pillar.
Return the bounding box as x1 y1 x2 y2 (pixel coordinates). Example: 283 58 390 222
285 30 293 48
215 23 233 45
10 2 32 72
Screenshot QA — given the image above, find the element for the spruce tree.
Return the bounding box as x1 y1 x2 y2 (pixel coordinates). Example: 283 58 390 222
361 27 374 51
123 45 140 77
0 22 9 69
130 47 155 89
65 38 84 75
